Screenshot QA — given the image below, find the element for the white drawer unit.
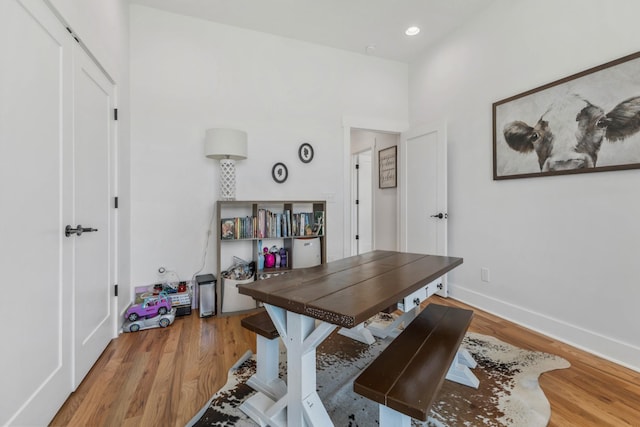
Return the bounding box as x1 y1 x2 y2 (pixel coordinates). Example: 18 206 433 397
398 280 441 312
398 286 426 312
424 280 440 299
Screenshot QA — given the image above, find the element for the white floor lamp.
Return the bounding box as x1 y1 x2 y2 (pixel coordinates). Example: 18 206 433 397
205 128 248 200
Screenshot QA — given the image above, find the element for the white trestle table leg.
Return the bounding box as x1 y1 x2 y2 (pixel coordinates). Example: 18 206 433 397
368 304 420 339
338 322 376 344
239 304 337 427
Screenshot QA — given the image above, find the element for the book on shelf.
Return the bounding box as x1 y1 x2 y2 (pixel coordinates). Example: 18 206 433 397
292 212 315 236
221 218 235 240
258 209 265 238
313 210 324 235
285 209 291 237
221 209 323 239
242 215 253 239
292 213 297 236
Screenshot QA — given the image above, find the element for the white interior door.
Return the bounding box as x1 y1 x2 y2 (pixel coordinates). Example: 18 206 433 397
0 2 116 424
1 1 73 425
401 122 448 295
71 43 116 388
353 150 373 254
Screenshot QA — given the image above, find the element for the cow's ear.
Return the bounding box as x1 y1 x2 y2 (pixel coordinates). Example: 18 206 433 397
503 121 535 153
606 96 640 141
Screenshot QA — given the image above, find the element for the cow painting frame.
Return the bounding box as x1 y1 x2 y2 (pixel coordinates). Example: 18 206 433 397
493 50 640 180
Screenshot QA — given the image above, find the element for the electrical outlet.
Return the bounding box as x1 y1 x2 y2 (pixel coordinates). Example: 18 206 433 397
481 267 490 283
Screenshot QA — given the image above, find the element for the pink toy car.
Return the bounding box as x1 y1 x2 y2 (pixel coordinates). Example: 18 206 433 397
125 293 172 322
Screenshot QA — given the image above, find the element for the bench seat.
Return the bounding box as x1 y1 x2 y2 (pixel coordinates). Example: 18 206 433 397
354 303 478 425
241 309 279 339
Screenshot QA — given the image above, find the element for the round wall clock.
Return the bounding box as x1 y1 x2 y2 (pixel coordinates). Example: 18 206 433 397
272 162 288 183
298 142 314 163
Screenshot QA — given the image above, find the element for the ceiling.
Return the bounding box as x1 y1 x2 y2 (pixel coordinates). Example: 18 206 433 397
128 0 496 63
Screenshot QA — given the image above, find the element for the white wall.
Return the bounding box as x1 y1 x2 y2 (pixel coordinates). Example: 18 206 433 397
129 6 408 285
49 0 127 80
46 0 131 314
409 0 640 370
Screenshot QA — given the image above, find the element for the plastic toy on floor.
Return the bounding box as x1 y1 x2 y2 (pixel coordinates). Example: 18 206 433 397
125 292 172 322
123 308 176 332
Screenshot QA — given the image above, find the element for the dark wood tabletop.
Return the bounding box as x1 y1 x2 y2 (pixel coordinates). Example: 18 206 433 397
238 250 463 328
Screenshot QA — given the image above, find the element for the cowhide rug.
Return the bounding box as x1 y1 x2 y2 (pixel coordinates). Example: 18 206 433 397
187 328 570 427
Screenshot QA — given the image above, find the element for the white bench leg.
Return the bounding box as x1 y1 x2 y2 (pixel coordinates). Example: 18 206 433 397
246 335 287 401
456 347 477 369
240 391 286 427
445 348 479 389
379 405 411 427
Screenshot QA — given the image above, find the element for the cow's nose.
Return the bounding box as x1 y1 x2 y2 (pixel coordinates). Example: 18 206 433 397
543 153 593 172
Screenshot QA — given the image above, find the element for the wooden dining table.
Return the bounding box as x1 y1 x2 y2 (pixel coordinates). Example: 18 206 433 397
237 250 463 427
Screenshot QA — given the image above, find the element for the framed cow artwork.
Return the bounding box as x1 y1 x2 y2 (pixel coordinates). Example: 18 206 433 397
493 51 640 180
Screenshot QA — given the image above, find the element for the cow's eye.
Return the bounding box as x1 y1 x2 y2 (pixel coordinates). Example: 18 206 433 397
529 132 540 142
596 117 608 129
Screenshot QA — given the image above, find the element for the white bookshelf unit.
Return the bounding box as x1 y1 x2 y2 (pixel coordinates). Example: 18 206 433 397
216 200 326 315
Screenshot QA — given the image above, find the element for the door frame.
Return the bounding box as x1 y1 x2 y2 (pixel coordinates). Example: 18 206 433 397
342 117 408 258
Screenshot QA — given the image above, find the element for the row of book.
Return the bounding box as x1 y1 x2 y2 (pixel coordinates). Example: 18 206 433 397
221 210 324 240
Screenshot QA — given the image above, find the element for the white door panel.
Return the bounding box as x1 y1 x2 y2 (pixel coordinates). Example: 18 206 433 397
406 133 439 250
353 150 372 254
0 1 116 424
0 0 73 425
72 45 116 388
401 122 448 296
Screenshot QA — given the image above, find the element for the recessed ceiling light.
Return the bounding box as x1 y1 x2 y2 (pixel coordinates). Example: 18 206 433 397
405 26 420 36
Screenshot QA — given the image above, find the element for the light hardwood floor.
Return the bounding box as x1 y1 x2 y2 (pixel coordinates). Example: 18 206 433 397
50 296 640 426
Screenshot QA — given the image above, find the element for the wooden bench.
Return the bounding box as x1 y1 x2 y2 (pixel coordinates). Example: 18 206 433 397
240 310 286 401
354 303 479 426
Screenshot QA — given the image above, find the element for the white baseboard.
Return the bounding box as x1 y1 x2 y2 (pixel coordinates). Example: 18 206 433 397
449 284 640 373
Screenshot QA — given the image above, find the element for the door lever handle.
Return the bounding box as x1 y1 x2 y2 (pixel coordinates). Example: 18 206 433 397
430 213 448 219
65 225 98 237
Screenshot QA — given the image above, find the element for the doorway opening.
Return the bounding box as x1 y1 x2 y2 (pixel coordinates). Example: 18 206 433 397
347 127 401 257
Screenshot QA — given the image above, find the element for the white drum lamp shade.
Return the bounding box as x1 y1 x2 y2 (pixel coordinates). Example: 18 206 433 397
205 128 248 200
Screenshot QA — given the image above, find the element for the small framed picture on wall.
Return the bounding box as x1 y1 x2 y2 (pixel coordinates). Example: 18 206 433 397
378 146 397 188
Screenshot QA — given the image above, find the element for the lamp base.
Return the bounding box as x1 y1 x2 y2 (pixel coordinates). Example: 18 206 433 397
219 158 236 200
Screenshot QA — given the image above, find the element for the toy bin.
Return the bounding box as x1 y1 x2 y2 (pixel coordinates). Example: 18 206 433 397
292 237 321 268
222 277 256 313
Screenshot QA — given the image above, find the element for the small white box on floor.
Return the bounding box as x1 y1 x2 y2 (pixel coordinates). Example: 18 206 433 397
222 277 256 313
